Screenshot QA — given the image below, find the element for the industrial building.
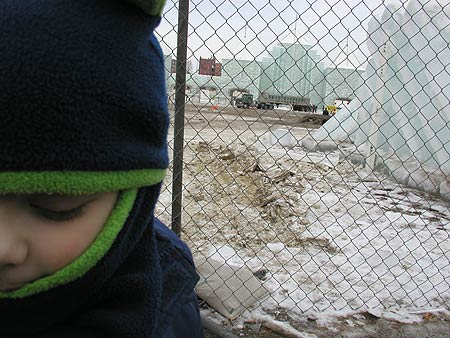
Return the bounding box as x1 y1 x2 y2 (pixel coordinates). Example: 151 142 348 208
165 42 365 109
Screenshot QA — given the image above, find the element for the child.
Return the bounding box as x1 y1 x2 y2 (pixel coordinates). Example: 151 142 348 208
0 0 204 337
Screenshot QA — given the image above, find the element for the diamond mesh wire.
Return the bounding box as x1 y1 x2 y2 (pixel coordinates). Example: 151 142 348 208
155 0 450 321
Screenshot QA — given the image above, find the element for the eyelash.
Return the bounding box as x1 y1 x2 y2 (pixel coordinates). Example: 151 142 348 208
30 204 85 222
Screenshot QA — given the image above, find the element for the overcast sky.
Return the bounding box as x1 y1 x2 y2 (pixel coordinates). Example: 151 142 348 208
156 0 408 69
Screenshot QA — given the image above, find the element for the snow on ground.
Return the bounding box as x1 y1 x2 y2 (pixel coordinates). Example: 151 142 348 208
157 112 450 330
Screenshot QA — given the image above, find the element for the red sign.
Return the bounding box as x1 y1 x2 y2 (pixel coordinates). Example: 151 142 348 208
198 57 222 76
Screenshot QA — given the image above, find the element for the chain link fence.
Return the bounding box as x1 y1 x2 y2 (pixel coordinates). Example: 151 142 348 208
155 0 450 329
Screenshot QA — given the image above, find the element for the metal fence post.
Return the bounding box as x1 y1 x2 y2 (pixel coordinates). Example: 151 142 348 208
171 0 190 236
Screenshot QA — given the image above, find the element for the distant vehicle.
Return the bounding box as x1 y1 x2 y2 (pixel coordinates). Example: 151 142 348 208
320 105 338 125
323 105 338 115
235 93 254 109
257 93 311 111
235 92 312 111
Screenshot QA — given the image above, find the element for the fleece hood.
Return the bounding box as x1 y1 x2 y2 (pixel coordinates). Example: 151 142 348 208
0 0 169 194
0 186 166 337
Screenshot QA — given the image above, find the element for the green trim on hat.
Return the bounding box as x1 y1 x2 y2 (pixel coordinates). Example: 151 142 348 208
151 0 166 16
128 0 167 16
0 169 166 195
0 189 137 299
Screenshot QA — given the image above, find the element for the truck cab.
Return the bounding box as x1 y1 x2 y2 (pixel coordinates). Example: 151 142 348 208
235 93 253 109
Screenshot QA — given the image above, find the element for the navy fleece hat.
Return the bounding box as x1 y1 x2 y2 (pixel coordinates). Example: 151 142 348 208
0 0 169 194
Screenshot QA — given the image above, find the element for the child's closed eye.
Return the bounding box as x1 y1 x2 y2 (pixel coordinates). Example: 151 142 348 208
29 203 86 222
26 194 97 222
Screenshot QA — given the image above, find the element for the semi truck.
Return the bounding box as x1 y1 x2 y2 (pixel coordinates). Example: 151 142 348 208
234 93 253 109
235 93 312 111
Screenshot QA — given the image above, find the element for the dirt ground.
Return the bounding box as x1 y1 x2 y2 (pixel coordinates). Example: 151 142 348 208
162 103 450 338
205 307 450 338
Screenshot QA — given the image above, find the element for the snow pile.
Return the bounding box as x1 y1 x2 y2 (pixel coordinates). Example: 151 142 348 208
159 138 450 327
305 0 450 199
195 246 269 320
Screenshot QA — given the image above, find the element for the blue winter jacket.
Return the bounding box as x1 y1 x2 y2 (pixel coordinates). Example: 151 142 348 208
153 218 205 338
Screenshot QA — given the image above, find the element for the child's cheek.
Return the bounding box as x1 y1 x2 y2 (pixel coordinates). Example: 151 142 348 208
36 226 99 274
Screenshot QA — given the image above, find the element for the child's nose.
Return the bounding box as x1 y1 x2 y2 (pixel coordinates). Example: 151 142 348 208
0 224 28 267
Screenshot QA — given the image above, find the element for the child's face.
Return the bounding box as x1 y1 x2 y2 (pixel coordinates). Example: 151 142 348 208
0 191 118 292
